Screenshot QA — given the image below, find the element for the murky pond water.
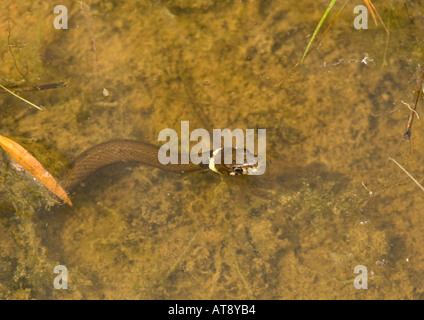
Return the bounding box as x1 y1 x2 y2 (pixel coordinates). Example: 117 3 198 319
1 0 424 299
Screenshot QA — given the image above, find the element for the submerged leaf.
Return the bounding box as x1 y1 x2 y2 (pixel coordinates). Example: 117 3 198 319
0 135 73 206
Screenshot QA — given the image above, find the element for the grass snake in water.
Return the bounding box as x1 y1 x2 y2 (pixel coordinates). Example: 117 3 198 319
62 139 259 191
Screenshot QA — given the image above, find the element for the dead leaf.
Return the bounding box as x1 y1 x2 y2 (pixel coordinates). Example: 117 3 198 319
0 135 73 206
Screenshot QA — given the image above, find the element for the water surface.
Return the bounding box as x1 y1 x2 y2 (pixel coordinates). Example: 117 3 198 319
1 0 424 299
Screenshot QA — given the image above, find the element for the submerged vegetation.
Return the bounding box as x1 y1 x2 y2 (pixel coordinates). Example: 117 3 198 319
1 0 424 299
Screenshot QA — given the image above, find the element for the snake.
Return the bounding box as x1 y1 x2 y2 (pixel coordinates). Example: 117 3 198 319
62 139 258 190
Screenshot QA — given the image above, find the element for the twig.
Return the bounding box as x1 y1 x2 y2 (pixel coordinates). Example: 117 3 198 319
363 0 389 34
0 82 67 94
0 83 43 110
388 157 424 192
404 66 424 139
401 100 419 119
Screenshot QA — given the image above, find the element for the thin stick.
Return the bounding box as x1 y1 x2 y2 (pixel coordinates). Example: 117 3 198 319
364 0 389 34
401 100 419 119
79 1 99 77
363 0 377 25
404 66 424 139
388 157 424 192
0 83 43 110
0 82 67 94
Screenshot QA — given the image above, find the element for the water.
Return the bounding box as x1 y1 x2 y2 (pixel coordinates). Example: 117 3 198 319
1 0 424 299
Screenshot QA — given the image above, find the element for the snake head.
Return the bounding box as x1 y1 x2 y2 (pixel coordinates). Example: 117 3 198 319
208 147 258 175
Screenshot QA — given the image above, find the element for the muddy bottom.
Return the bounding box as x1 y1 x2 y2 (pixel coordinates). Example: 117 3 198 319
1 0 424 299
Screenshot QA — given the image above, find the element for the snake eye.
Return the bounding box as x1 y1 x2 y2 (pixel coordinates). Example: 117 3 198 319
233 168 243 175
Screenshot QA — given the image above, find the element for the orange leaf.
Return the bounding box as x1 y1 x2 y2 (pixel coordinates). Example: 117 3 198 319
0 135 73 206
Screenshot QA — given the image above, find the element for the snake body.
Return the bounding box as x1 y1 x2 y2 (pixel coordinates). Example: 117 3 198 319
62 139 206 190
63 139 258 191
